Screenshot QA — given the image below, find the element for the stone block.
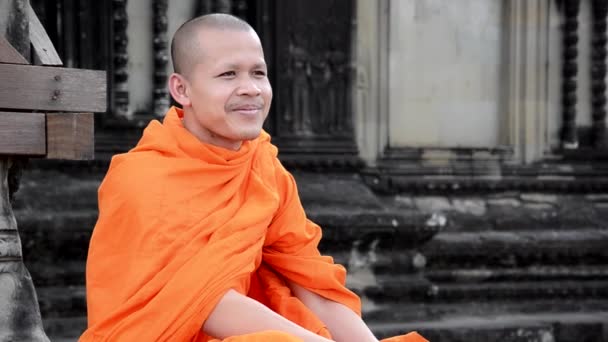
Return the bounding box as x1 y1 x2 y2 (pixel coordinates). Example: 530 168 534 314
487 198 522 207
415 197 452 213
452 199 487 216
521 194 559 204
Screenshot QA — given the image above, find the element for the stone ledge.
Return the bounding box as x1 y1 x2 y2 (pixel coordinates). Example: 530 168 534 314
367 278 608 303
370 311 608 342
42 316 86 340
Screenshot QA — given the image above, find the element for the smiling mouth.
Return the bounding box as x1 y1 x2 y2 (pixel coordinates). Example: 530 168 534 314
232 107 262 116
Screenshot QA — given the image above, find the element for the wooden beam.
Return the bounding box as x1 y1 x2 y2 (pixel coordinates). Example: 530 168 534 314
46 112 94 160
0 111 45 156
0 35 28 64
28 3 62 66
0 63 106 112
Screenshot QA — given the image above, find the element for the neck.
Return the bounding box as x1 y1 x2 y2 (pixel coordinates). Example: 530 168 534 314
181 109 243 151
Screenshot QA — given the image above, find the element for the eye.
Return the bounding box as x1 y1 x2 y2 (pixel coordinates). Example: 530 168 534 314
218 71 236 77
253 70 267 77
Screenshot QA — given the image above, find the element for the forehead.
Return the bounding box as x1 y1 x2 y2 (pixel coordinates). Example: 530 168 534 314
195 28 265 66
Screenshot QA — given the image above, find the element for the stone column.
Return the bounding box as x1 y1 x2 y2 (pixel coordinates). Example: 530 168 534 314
560 0 580 149
112 0 130 119
214 0 232 13
353 0 390 166
506 0 551 163
0 160 48 340
152 0 169 118
591 0 608 148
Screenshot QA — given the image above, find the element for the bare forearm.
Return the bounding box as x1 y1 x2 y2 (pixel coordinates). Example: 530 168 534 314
314 300 378 342
203 289 332 342
289 282 378 342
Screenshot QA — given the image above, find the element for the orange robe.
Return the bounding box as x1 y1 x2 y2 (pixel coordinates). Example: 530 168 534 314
80 106 426 342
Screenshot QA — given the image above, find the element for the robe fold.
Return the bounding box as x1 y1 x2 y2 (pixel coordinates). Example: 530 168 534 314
80 106 427 342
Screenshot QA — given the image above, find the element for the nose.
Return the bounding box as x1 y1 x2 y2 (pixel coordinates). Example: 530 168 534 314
236 77 262 96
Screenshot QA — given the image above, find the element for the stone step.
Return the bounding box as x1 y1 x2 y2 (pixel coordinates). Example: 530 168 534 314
36 278 608 320
16 209 97 263
362 299 608 322
43 316 86 341
16 212 608 287
12 168 102 212
15 208 437 265
370 310 608 342
16 210 608 269
424 265 608 282
388 193 608 234
420 229 608 269
37 286 86 319
328 229 608 278
43 306 608 342
366 277 608 303
29 260 85 287
50 338 78 342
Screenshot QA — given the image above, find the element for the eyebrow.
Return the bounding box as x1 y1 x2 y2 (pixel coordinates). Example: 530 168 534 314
220 62 267 70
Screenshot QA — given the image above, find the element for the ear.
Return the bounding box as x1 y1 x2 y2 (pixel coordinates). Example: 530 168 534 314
168 73 192 107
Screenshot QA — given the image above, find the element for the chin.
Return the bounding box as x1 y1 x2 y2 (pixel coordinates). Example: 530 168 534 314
239 128 263 141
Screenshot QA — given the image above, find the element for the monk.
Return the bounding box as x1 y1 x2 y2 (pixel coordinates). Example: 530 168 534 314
80 13 427 342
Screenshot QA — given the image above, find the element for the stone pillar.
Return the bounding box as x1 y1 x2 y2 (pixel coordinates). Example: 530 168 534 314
506 0 551 163
232 0 248 19
152 0 169 118
353 0 390 166
195 0 213 16
591 0 608 148
0 159 49 341
560 0 580 149
214 0 232 13
112 0 130 119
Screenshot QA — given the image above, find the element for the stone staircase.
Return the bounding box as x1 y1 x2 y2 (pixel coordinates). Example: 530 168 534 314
362 194 608 342
10 163 608 341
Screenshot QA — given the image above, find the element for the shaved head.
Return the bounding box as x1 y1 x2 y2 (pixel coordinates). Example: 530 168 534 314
171 13 255 75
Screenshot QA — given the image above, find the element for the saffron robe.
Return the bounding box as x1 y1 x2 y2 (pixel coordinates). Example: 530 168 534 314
80 106 427 342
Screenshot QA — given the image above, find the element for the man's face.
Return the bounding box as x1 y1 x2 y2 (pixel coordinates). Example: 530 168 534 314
182 28 272 150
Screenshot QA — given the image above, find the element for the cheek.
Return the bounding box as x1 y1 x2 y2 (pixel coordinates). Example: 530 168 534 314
262 83 273 104
203 88 233 110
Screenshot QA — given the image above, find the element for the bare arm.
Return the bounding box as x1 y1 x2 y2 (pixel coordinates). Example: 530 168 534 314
203 289 333 342
288 281 379 342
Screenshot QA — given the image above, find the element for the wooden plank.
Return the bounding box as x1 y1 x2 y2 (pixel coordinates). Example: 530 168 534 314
28 3 62 66
0 35 28 64
0 111 45 156
46 112 94 160
0 63 106 112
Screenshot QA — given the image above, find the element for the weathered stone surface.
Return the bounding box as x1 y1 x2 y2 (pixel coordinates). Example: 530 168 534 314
521 194 559 204
11 163 608 341
585 194 608 202
422 229 608 268
486 197 522 207
394 195 415 208
41 316 86 341
293 172 383 211
523 203 556 211
364 300 608 323
372 320 555 342
371 310 608 342
414 196 453 212
452 199 487 216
